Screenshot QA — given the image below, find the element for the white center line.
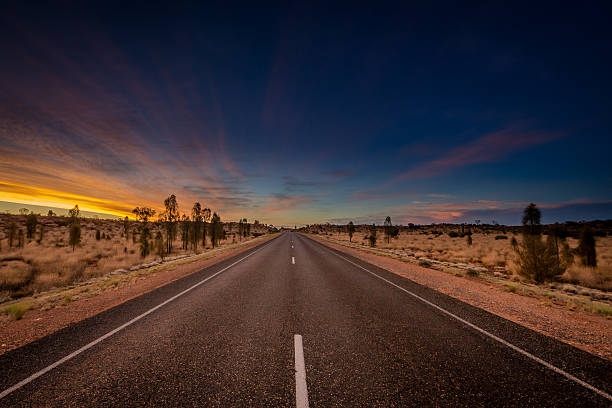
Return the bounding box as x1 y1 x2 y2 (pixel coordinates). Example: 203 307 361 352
292 256 295 264
0 240 275 401
294 334 309 408
317 241 612 402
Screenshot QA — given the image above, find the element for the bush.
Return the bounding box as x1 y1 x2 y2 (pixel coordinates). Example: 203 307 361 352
418 260 432 267
495 235 508 240
576 226 597 267
448 231 460 238
467 269 480 277
95 230 101 240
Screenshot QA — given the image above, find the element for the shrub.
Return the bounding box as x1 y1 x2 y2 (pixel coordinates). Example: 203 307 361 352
448 231 460 238
418 260 432 267
467 269 480 277
3 302 30 320
495 235 508 240
69 223 81 251
95 230 101 240
576 226 597 267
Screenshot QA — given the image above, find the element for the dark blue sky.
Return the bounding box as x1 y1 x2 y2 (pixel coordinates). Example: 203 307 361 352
0 1 610 225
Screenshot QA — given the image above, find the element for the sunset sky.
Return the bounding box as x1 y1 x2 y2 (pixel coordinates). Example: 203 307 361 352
1 2 611 226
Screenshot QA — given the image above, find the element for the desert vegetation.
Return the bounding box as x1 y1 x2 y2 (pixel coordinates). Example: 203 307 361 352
0 196 276 308
302 207 612 293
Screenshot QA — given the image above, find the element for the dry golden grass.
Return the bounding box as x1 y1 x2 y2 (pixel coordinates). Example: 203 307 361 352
323 230 612 291
0 215 265 300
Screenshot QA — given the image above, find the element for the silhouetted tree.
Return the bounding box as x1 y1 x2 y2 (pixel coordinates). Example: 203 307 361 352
7 221 16 247
123 216 130 241
17 229 24 248
180 214 190 250
96 229 101 240
576 226 597 267
191 202 202 251
512 203 569 282
383 216 392 243
18 208 29 215
132 207 156 258
209 212 223 248
347 221 355 242
202 207 211 247
69 223 81 251
369 224 377 247
163 194 179 254
155 231 165 260
47 210 56 217
68 205 80 221
25 212 37 239
522 203 541 235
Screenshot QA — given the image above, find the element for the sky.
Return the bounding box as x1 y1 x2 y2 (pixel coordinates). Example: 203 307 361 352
0 1 611 226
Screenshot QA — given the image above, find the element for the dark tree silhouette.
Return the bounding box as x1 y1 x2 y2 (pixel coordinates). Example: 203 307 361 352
163 194 179 253
25 212 37 239
202 207 211 247
347 221 355 242
522 203 541 235
369 224 377 247
577 226 597 267
209 212 223 248
191 202 202 251
383 216 392 243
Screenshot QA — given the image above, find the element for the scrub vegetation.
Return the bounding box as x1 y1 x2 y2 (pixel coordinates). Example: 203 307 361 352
0 196 276 304
302 207 612 293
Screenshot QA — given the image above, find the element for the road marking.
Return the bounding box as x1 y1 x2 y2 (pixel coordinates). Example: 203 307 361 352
0 240 275 401
315 241 612 402
292 256 296 264
294 334 309 408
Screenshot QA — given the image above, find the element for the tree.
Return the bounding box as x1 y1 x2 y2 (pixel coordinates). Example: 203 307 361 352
17 229 24 247
180 214 190 250
132 207 156 223
123 216 130 241
68 205 80 221
576 226 597 267
69 222 81 251
47 210 56 217
209 212 223 248
38 223 45 244
19 208 29 215
512 203 569 283
25 212 37 239
155 231 165 260
369 224 377 247
383 216 392 243
96 229 101 240
466 234 472 246
163 194 179 253
202 207 211 247
347 221 355 242
7 221 17 247
238 218 244 240
191 202 202 251
522 203 541 235
132 207 156 258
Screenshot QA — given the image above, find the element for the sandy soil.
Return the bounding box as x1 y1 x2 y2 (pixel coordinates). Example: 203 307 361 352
309 234 612 361
0 235 276 355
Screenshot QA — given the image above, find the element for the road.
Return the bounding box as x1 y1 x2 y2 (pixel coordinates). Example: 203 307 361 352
0 232 610 407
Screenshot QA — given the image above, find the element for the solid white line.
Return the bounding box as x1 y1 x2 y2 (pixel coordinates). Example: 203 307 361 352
294 334 309 408
0 240 274 400
292 256 296 264
317 242 612 402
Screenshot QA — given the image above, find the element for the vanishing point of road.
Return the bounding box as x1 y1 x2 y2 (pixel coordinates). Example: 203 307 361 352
0 233 610 407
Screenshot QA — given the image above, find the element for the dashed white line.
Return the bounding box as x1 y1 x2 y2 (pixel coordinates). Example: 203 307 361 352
319 242 612 402
0 240 274 401
294 334 309 408
292 256 295 264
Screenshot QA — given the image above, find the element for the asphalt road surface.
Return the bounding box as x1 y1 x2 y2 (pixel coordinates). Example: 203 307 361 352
1 232 610 407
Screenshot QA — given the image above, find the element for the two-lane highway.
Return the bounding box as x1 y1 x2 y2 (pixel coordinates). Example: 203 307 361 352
0 232 610 406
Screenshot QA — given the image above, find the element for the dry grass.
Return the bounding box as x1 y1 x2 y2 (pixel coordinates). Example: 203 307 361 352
322 230 612 291
0 215 268 300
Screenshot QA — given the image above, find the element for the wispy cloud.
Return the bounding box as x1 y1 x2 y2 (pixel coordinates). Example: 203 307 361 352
400 127 560 179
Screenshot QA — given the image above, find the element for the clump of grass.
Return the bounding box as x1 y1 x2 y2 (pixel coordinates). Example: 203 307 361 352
504 283 517 293
584 302 612 317
418 260 432 267
454 272 464 277
2 302 31 320
466 269 480 277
